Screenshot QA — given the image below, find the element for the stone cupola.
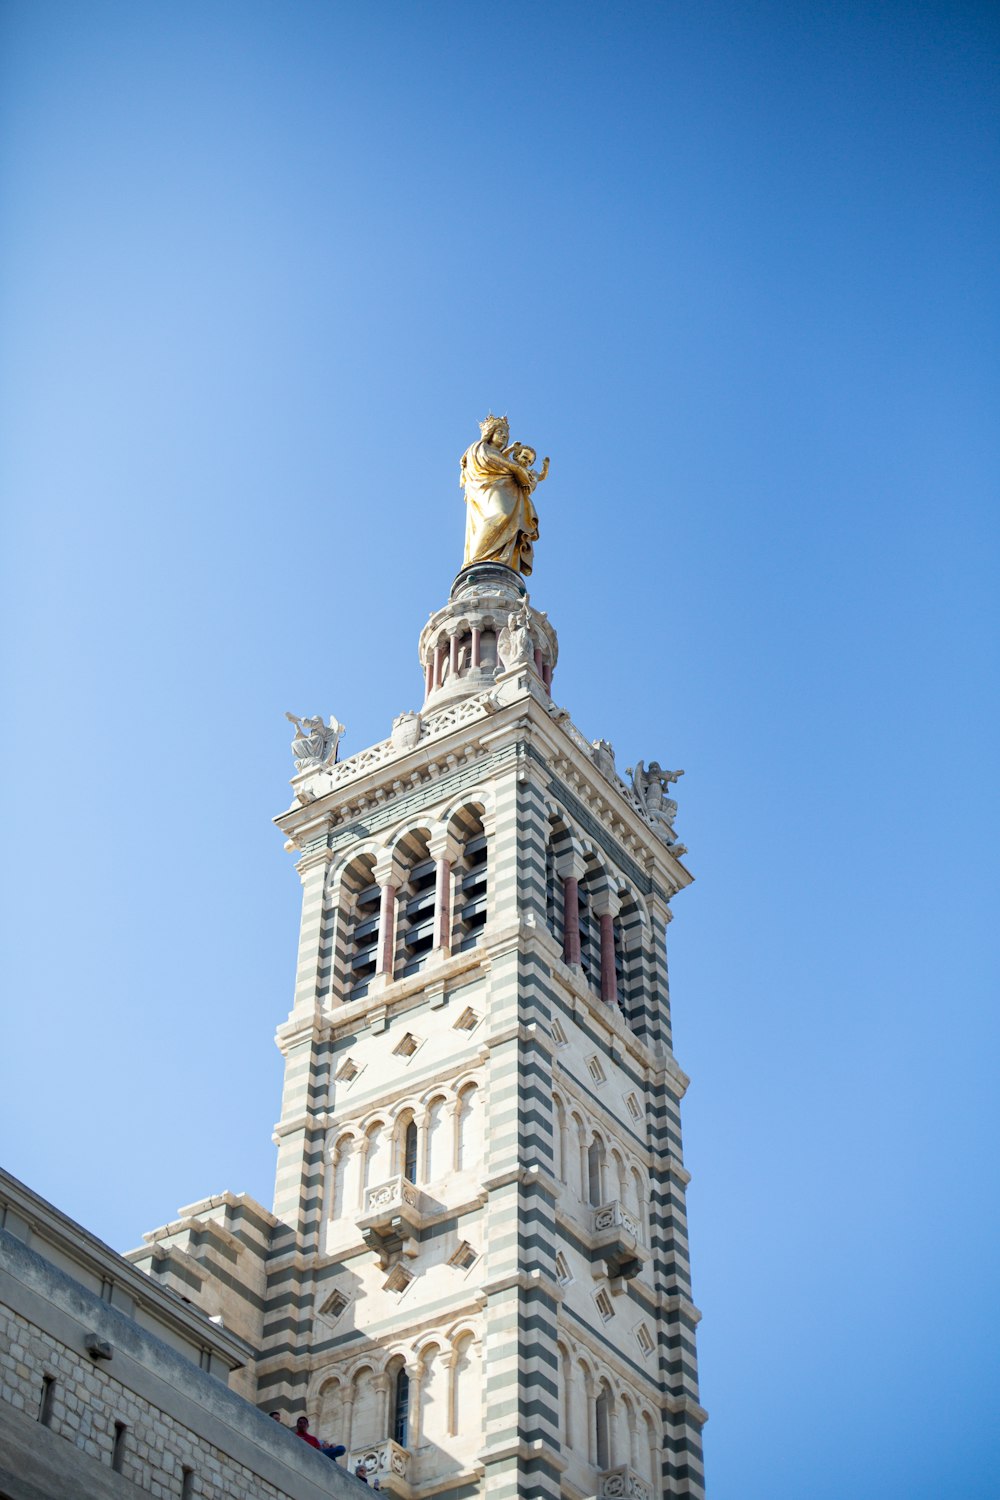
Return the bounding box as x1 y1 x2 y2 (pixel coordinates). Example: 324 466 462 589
418 561 559 711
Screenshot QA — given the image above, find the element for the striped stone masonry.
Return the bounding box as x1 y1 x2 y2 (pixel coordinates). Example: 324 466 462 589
130 563 707 1498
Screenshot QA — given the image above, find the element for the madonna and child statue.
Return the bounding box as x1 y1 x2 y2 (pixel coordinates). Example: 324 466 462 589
461 413 549 576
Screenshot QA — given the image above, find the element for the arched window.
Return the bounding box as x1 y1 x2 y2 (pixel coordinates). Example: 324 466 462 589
452 1333 480 1436
545 816 571 948
587 1136 606 1207
403 1118 418 1183
553 1095 566 1182
391 1363 410 1448
395 830 435 978
425 1096 450 1181
595 1382 612 1470
642 1410 658 1483
340 855 380 1001
614 892 644 1026
364 1120 391 1189
577 855 603 991
420 1343 446 1446
330 1134 359 1220
451 808 488 952
351 1366 378 1447
558 1343 573 1449
456 1084 481 1172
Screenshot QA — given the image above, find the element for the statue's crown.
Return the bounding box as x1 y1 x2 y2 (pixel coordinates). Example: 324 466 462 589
479 411 508 436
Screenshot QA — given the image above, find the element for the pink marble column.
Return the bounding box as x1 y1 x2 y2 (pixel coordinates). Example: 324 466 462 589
433 857 452 953
449 633 460 676
563 876 581 965
599 913 617 1004
376 882 397 977
434 645 446 689
542 662 552 691
534 647 544 676
470 627 481 668
424 659 434 697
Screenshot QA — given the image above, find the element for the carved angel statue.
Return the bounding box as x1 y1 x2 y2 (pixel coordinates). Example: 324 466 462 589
285 712 345 771
461 413 549 576
497 606 535 670
626 761 685 831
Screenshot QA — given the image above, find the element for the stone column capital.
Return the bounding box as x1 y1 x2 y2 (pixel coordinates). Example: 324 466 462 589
555 850 588 882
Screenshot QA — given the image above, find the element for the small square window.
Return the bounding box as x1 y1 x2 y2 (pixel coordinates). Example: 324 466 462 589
384 1265 413 1294
624 1092 642 1122
336 1057 362 1083
587 1055 607 1086
635 1322 655 1357
393 1033 421 1059
594 1289 614 1322
551 1019 568 1047
449 1241 479 1272
320 1289 350 1323
555 1252 573 1287
453 1007 480 1033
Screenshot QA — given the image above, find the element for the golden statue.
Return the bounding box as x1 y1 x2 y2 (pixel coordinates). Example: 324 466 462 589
461 413 549 575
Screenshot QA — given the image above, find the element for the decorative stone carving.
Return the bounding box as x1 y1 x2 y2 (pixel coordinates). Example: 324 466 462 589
497 606 535 671
460 412 549 576
626 760 685 846
285 712 345 771
391 711 421 750
591 738 617 780
599 1467 653 1500
350 1437 410 1486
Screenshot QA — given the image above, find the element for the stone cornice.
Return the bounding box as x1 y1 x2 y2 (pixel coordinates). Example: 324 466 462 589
272 686 693 898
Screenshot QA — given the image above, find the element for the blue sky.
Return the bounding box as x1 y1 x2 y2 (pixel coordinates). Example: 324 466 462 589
1 3 997 1495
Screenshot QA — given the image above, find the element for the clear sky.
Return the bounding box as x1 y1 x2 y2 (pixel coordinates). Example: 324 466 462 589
1 3 997 1495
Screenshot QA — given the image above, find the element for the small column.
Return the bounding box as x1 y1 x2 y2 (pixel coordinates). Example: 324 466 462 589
434 644 446 688
341 1390 355 1450
470 626 481 668
433 858 452 953
533 646 544 676
374 856 402 982
557 851 587 967
407 1365 422 1449
429 831 460 959
542 661 552 691
373 1373 391 1437
449 631 461 677
424 658 434 697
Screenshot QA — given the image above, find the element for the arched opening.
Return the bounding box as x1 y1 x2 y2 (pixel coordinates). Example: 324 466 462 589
456 1083 482 1172
339 854 380 1001
451 806 488 952
390 1361 410 1448
452 1332 480 1436
587 1135 606 1207
425 1095 450 1181
577 854 604 992
403 1118 418 1183
545 815 572 949
394 830 436 978
595 1382 612 1470
615 891 645 1027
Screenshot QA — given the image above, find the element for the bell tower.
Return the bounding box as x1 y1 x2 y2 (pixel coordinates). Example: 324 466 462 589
130 415 706 1499
259 416 706 1499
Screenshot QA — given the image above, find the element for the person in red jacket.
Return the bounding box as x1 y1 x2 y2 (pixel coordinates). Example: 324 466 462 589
294 1416 320 1448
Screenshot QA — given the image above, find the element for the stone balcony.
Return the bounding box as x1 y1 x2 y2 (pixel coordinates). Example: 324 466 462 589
357 1176 427 1267
591 1200 645 1284
597 1466 653 1500
348 1438 411 1495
